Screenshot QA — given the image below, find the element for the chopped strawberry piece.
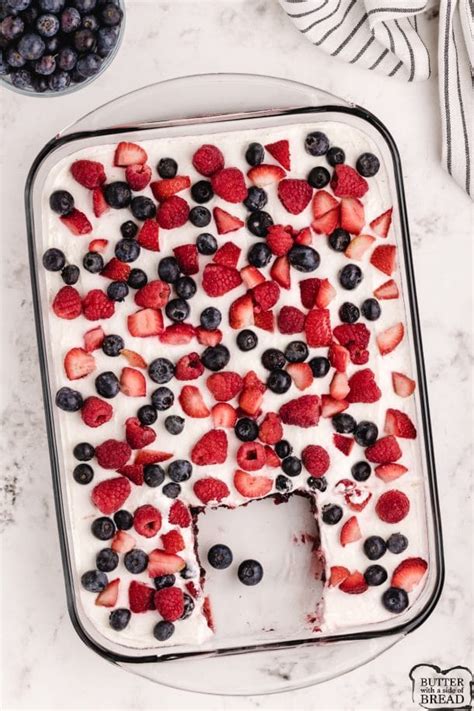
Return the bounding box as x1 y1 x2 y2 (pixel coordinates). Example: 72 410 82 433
229 294 254 329
95 578 120 608
120 367 146 397
265 139 291 170
211 167 247 203
154 586 184 622
287 362 313 390
71 159 106 189
345 234 375 260
127 308 164 337
52 286 82 319
89 238 108 253
213 241 241 268
391 557 427 591
384 408 417 439
134 449 173 464
64 347 96 380
91 477 131 515
333 434 354 456
92 188 108 217
117 463 144 486
370 208 392 238
330 371 350 400
374 279 399 300
211 402 237 428
236 441 266 471
82 289 115 320
213 206 244 234
173 243 199 275
279 395 320 428
340 197 365 234
168 500 191 528
277 179 312 215
238 386 263 416
111 530 136 553
375 463 408 483
135 280 169 310
252 281 280 311
299 278 321 308
240 265 265 288
81 396 113 428
377 322 404 355
258 412 283 445
305 308 332 347
264 446 280 467
95 439 131 469
156 195 189 229
339 571 368 594
134 504 162 538
192 144 224 176
159 323 195 344
161 530 185 554
392 372 416 397
193 477 230 504
247 164 286 187
312 190 338 218
150 176 191 201
175 352 204 381
340 515 362 546
114 141 147 166
243 370 266 392
266 224 293 256
129 580 154 613
195 327 222 348
120 349 147 369
84 326 104 352
329 344 350 372
294 226 312 245
60 209 92 235
254 309 275 332
302 444 330 476
347 368 381 403
125 417 156 449
179 385 210 418
375 489 410 523
329 566 350 587
277 305 305 334
270 255 291 289
311 207 339 235
316 278 336 308
101 257 130 281
370 245 396 275
233 469 273 498
137 219 160 251
365 436 402 464
207 371 243 401
321 395 349 418
348 343 370 365
126 163 152 191
202 263 242 297
331 164 368 198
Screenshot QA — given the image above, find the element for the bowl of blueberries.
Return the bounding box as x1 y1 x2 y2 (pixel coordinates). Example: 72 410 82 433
0 0 124 95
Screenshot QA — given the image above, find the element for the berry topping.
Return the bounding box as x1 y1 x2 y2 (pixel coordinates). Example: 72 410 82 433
95 439 131 469
277 179 312 215
52 286 82 320
156 196 189 230
265 139 290 169
238 559 263 586
191 429 227 466
193 477 230 504
375 490 410 523
331 164 368 199
234 469 272 498
211 167 247 203
154 586 184 622
192 144 224 176
91 477 131 515
365 435 402 464
384 408 417 439
133 504 162 538
279 395 320 428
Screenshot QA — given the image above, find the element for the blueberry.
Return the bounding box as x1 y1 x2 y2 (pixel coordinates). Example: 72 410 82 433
158 256 180 283
188 205 210 228
275 474 292 493
208 544 233 569
76 52 101 78
95 371 119 398
354 421 378 446
305 131 329 156
328 228 351 252
18 32 45 60
339 264 363 290
234 417 258 442
181 593 195 619
236 329 258 351
131 195 156 221
275 439 292 458
148 358 174 384
162 482 181 499
39 0 65 11
74 0 97 12
128 268 147 289
124 549 149 574
200 306 221 330
339 302 360 323
308 356 330 378
196 232 217 255
326 146 345 166
47 70 70 91
73 442 95 461
120 220 138 240
164 415 185 435
55 386 83 411
42 248 65 271
307 476 327 492
307 166 330 189
50 190 74 215
143 464 165 487
57 46 77 71
247 242 271 268
114 509 133 530
151 387 174 411
99 2 123 26
97 25 118 56
137 405 157 426
73 27 95 51
7 48 26 68
356 152 380 178
1 15 24 41
245 142 264 166
351 461 371 482
321 504 343 525
382 587 408 613
288 245 320 272
82 14 98 31
267 369 291 394
361 298 381 321
32 75 49 92
332 413 356 434
103 182 131 209
261 348 286 371
73 463 94 484
83 251 104 273
365 564 387 586
363 536 387 561
153 621 175 641
175 276 196 300
168 459 192 483
157 157 177 178
109 608 131 631
386 533 408 555
91 516 115 540
201 344 230 371
11 68 33 89
154 574 175 590
45 37 59 53
238 559 263 586
165 298 190 323
115 238 140 262
243 186 267 212
190 180 213 204
107 280 129 301
81 570 108 592
282 456 302 477
61 6 81 33
247 210 273 237
284 341 308 363
36 13 59 37
96 548 119 572
102 334 124 357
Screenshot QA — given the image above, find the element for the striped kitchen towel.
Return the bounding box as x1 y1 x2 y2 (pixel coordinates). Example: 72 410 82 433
278 0 472 198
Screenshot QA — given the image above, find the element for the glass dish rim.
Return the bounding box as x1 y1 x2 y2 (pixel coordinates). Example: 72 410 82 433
25 100 445 666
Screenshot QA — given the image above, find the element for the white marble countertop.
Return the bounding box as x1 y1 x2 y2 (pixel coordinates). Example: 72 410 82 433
0 1 472 709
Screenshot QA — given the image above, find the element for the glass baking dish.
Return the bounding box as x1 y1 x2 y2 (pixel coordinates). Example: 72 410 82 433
25 74 444 694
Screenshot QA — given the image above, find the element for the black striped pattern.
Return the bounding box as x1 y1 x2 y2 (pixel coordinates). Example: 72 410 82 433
278 0 472 196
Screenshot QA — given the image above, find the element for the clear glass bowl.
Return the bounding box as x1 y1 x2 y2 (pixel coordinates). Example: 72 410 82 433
0 0 125 98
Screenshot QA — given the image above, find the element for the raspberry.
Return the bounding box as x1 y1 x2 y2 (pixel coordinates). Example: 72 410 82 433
154 587 184 622
95 439 131 469
347 369 381 403
82 289 115 321
333 323 370 349
193 477 230 504
125 417 156 449
211 167 247 203
91 477 131 515
168 500 191 528
302 445 330 476
277 305 305 334
133 504 162 537
134 280 170 310
173 244 199 275
202 264 242 297
330 164 368 198
236 441 266 471
175 352 204 381
137 219 160 251
305 309 332 347
81 396 113 428
206 371 243 401
266 224 293 256
71 159 106 189
277 179 313 215
365 435 402 464
252 281 280 312
129 580 154 613
117 464 144 486
191 430 228 465
192 144 224 176
161 530 185 553
348 343 370 364
375 490 410 523
213 241 241 267
299 278 320 309
156 196 189 229
258 412 283 445
52 286 82 320
279 395 320 428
